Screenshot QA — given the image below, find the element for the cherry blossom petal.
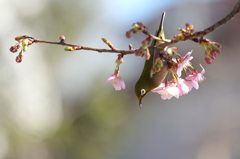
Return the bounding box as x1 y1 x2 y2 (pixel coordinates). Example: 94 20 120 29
159 89 174 100
119 78 126 89
167 86 180 98
151 82 165 93
105 75 116 82
177 51 193 77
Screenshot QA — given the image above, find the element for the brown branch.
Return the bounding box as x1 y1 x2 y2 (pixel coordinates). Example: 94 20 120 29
25 36 135 55
21 0 240 55
154 0 240 50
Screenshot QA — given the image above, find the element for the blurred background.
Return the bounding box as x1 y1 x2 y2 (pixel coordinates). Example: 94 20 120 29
1 0 240 158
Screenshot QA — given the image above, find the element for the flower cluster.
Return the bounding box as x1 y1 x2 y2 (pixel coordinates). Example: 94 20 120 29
199 38 221 64
9 36 34 63
150 47 178 77
174 23 222 64
152 51 205 100
125 22 147 39
105 54 125 90
135 36 152 60
126 22 153 60
173 23 194 42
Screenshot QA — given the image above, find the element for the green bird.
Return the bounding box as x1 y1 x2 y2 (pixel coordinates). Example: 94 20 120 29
135 12 169 107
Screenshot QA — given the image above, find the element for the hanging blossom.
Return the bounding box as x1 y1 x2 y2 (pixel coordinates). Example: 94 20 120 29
176 51 193 77
152 82 180 100
151 51 205 100
105 54 125 91
105 70 125 90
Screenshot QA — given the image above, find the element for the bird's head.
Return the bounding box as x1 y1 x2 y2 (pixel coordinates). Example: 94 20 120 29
134 80 152 108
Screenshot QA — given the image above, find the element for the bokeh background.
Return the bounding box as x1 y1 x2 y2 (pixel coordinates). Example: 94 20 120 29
1 0 240 159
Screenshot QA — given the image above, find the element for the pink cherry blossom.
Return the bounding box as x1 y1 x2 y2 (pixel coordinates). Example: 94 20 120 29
185 64 205 90
165 83 180 99
184 79 198 90
105 71 125 90
185 64 205 82
177 51 193 77
152 77 194 100
151 82 165 93
152 82 180 100
177 78 190 95
159 88 175 100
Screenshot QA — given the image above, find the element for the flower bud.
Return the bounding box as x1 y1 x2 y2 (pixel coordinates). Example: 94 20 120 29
59 35 65 42
132 29 138 34
16 56 22 63
204 56 212 64
136 22 144 27
132 23 140 30
141 40 148 45
15 51 24 63
9 44 21 53
135 48 144 57
210 51 217 59
115 56 124 64
64 47 75 51
125 31 132 39
128 44 133 50
213 42 221 48
215 48 221 54
22 39 29 46
145 49 150 60
15 36 25 41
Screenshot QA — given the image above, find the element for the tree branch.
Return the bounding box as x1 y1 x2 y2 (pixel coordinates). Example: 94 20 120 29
12 0 240 55
154 0 240 50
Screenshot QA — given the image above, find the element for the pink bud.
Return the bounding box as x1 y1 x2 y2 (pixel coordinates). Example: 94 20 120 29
204 56 212 64
15 56 22 63
10 44 21 53
59 35 65 41
125 31 132 39
210 51 217 59
145 49 151 60
213 42 221 48
215 48 221 54
10 46 18 53
141 40 148 45
128 44 133 50
135 48 144 56
136 22 144 27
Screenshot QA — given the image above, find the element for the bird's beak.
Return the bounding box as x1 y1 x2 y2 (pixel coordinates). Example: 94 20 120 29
139 99 142 108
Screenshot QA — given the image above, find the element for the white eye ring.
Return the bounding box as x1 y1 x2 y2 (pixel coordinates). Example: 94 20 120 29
141 89 146 96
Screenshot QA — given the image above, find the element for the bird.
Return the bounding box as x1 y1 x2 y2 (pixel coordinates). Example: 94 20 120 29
135 12 169 107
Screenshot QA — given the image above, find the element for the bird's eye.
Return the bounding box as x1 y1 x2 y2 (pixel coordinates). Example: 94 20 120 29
141 89 146 96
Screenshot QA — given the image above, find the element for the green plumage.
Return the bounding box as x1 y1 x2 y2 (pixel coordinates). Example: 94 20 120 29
135 12 168 107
